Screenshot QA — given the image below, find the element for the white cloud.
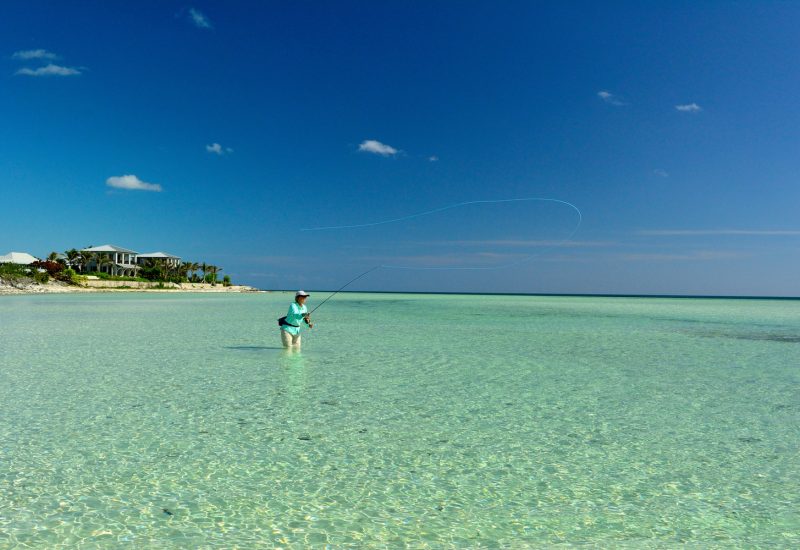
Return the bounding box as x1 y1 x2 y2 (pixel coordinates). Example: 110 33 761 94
358 139 398 156
15 64 81 76
206 143 233 155
12 49 58 60
106 174 162 192
675 103 702 113
428 155 439 162
653 169 669 178
189 8 212 29
638 229 800 236
598 90 626 106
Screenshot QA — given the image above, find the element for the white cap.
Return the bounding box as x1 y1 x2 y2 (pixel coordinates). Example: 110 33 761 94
295 290 310 297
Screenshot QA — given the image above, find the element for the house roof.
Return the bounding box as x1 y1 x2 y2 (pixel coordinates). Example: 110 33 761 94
137 252 181 259
0 251 39 264
81 244 138 254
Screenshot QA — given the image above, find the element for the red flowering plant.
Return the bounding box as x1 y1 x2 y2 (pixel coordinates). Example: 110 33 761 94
30 260 64 276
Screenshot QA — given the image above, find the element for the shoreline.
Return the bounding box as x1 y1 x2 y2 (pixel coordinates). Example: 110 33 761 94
0 279 261 295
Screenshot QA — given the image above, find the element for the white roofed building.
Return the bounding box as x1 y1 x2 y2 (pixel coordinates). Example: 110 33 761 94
81 244 139 276
136 252 182 269
0 251 39 264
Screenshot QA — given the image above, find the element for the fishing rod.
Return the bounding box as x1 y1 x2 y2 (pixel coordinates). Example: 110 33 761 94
308 265 381 316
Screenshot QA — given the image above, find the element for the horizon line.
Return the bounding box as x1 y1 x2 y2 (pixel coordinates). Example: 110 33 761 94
264 289 800 300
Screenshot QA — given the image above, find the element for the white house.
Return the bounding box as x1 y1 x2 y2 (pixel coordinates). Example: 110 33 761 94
136 252 182 269
0 251 39 264
81 245 139 276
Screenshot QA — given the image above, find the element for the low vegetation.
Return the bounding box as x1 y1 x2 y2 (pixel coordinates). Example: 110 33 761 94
2 249 232 288
0 260 80 285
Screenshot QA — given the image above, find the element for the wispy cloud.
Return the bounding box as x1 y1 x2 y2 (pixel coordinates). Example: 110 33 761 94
206 143 233 155
428 155 439 162
12 49 58 60
638 229 800 236
15 63 81 76
106 174 162 192
188 8 212 29
361 252 527 267
423 239 618 248
358 139 398 156
675 103 702 113
597 90 626 106
619 251 742 261
653 169 669 178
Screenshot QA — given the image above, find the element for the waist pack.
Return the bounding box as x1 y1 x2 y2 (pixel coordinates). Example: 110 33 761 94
278 316 299 328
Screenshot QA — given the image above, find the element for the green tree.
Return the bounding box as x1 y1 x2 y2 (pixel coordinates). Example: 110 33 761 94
65 249 80 271
97 253 114 274
178 261 190 282
206 265 222 285
78 251 94 273
138 259 159 281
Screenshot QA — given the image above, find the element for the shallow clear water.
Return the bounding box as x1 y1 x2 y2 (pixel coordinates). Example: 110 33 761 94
1 292 798 547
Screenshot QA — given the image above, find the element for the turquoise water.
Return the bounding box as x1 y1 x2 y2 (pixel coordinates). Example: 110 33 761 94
1 292 798 547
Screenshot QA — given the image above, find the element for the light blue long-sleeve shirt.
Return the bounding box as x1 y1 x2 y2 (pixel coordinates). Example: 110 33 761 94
281 302 308 335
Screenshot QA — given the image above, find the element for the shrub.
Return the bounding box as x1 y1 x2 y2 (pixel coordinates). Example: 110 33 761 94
222 275 231 287
0 263 28 279
58 268 87 285
33 270 49 284
31 260 63 277
55 268 76 283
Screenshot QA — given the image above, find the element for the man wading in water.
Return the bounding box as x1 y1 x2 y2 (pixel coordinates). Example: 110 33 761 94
278 291 313 349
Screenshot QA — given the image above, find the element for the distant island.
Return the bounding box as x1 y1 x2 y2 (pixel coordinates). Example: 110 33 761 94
0 244 257 294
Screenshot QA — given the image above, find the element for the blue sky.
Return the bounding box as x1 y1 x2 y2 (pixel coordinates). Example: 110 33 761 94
2 1 799 296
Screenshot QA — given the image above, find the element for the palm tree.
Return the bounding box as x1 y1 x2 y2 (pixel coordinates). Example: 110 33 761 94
140 258 157 280
65 249 80 271
180 262 192 282
190 262 200 282
97 253 114 275
157 259 168 281
206 265 222 286
80 252 98 271
79 251 94 273
199 262 208 284
47 251 59 262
